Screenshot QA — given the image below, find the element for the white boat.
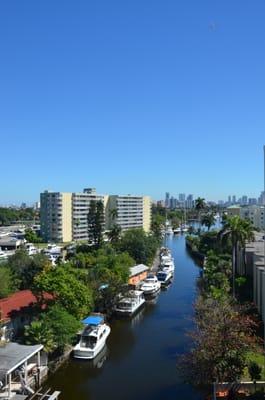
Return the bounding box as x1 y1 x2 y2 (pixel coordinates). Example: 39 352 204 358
73 315 111 360
114 290 145 317
173 227 181 234
161 255 175 273
25 243 38 255
157 269 173 286
141 274 161 295
181 224 189 232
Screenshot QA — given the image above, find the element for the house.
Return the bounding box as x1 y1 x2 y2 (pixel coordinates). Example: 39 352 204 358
0 342 55 400
0 291 52 341
128 264 149 286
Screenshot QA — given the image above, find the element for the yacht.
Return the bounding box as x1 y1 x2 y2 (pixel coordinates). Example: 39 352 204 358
141 274 161 296
157 270 173 286
160 255 175 273
173 227 181 234
73 315 111 360
114 290 145 317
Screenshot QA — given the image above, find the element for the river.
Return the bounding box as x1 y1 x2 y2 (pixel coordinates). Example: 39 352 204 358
46 234 205 400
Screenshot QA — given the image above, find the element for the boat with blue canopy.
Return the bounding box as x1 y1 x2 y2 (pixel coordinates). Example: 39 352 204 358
73 314 111 360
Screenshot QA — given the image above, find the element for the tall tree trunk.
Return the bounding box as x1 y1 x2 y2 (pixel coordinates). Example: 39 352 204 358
232 243 236 298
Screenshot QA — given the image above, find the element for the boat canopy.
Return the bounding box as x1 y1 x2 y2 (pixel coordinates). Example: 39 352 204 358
82 315 104 326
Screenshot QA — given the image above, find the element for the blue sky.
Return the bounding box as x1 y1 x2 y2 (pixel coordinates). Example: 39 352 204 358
1 0 265 204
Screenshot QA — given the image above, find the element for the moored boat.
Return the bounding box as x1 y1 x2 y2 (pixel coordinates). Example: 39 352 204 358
157 269 173 286
114 290 145 317
141 274 161 296
73 315 111 360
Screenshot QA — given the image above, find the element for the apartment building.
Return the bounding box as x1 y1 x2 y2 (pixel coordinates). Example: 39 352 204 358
227 205 265 230
40 189 151 242
40 191 72 243
72 189 108 241
107 195 151 233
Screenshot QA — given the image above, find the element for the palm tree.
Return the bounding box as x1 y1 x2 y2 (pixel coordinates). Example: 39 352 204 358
201 213 215 231
107 224 122 245
195 197 206 227
219 216 254 298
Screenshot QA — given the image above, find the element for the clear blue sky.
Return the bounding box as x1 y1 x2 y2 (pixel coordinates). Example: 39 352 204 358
1 0 265 204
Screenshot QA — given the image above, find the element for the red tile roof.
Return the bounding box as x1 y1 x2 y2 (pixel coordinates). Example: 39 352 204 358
0 290 51 320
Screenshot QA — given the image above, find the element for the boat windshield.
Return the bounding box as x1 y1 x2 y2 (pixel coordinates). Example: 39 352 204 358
157 273 167 281
80 335 97 349
118 300 135 310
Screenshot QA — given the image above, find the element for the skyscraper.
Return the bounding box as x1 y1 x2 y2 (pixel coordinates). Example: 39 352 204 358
165 192 170 208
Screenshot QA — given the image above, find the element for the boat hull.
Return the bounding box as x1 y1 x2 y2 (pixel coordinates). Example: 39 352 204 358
73 326 111 360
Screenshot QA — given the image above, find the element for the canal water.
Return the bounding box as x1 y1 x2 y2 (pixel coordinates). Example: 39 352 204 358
47 234 204 400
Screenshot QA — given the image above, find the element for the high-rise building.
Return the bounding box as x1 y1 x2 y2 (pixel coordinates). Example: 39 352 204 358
107 195 151 233
179 193 186 202
186 194 194 209
165 192 170 208
40 189 152 242
232 195 236 204
40 191 73 243
242 196 248 206
228 195 231 205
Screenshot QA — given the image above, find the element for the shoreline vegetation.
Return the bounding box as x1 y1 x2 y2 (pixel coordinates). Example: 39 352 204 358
180 215 265 398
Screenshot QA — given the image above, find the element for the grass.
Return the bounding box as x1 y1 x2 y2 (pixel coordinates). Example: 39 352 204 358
243 351 265 381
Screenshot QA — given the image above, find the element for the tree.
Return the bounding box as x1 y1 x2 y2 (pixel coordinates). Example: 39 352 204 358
24 228 42 243
40 305 81 351
178 296 257 385
119 229 159 265
87 200 105 248
0 266 17 298
248 362 262 391
32 265 93 319
107 224 122 246
219 216 254 298
201 213 215 231
7 250 51 290
195 197 206 226
25 320 55 353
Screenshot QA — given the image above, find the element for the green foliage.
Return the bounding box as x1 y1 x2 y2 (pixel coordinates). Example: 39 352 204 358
200 251 232 300
179 296 257 385
0 266 17 298
0 207 36 226
40 305 81 351
32 265 93 319
248 361 262 382
24 228 43 243
107 224 122 246
7 250 51 289
25 320 55 353
87 200 105 248
201 213 215 231
25 305 81 353
70 252 96 269
119 228 159 265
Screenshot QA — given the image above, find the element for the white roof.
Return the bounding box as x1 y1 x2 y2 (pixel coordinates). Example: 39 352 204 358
129 264 149 277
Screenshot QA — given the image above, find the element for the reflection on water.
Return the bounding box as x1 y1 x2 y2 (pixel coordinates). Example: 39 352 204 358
46 235 204 400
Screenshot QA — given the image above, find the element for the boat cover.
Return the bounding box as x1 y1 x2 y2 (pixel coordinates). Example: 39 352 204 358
82 315 103 325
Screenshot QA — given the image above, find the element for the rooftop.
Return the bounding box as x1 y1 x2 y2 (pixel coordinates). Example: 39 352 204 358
130 264 149 277
0 342 43 382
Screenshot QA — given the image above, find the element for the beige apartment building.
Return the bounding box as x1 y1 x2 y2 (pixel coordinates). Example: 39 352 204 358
40 189 151 243
227 205 265 230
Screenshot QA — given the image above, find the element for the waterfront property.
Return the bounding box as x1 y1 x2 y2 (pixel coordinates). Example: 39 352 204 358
227 205 265 231
0 291 52 341
128 264 149 286
0 342 47 400
40 188 152 243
